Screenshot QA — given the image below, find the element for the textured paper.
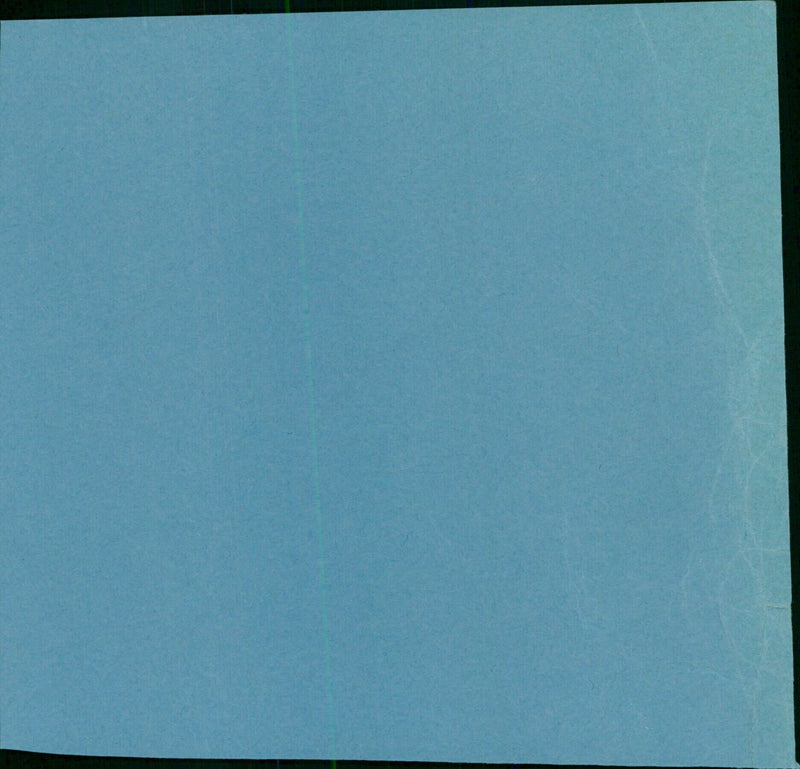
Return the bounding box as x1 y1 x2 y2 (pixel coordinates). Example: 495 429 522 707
0 3 791 764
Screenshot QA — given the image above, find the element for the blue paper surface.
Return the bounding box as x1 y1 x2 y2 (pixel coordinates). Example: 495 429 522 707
0 2 792 765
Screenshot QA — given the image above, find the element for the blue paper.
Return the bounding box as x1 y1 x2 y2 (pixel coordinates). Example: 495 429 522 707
0 2 792 765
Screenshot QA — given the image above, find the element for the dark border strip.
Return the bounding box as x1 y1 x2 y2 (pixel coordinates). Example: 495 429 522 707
0 0 743 21
777 0 800 762
0 750 744 769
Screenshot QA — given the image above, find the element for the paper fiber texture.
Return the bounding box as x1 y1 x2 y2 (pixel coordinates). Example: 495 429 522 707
0 2 791 765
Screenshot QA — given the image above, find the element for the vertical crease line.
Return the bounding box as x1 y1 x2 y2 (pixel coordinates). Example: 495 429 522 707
284 15 338 762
